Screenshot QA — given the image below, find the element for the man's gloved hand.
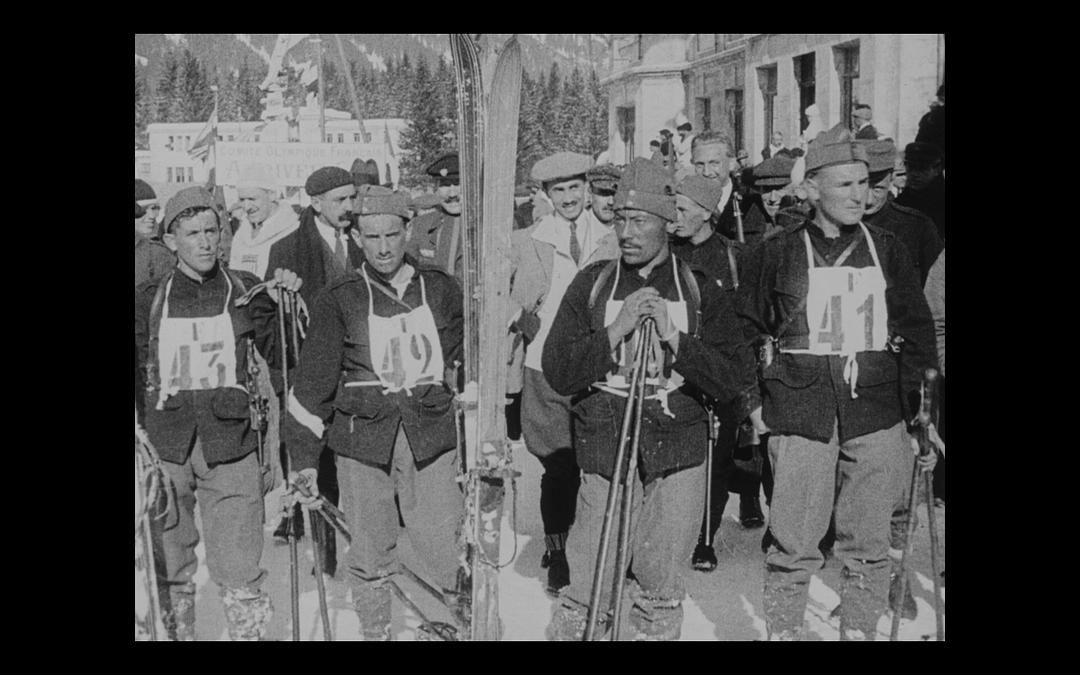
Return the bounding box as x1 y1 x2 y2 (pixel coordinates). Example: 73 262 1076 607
289 468 320 507
515 310 542 342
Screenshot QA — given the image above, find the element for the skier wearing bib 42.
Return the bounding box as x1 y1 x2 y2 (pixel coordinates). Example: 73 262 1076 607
736 127 940 640
542 158 756 640
286 185 465 641
134 186 301 641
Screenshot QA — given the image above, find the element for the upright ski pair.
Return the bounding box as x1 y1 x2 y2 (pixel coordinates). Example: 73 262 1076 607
449 33 523 641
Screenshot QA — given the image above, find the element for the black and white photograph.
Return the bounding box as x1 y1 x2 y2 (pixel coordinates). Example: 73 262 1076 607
134 33 947 641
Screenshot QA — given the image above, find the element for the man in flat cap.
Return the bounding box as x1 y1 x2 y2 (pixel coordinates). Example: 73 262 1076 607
895 142 946 241
668 175 764 572
287 185 465 640
135 186 302 640
407 152 464 281
735 128 940 640
852 104 879 140
743 154 804 242
230 165 299 279
507 151 619 595
541 158 756 640
861 140 943 286
264 165 364 574
135 179 175 288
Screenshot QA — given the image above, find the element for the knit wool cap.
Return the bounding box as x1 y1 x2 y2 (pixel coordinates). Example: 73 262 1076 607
163 186 216 233
531 152 592 184
353 185 411 220
135 179 157 203
304 166 354 197
676 175 725 212
613 158 677 222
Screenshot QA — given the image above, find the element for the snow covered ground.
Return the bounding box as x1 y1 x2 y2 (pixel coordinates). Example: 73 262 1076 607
183 441 945 641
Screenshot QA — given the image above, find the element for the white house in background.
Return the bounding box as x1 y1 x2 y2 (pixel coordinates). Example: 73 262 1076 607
602 34 945 165
141 105 407 206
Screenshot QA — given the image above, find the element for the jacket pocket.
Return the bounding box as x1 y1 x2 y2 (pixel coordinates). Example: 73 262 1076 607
211 387 251 420
333 385 388 422
416 384 453 419
853 351 898 388
761 354 822 389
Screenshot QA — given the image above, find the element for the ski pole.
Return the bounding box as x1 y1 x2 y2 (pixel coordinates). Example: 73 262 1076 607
703 406 717 549
584 321 650 641
304 506 333 641
277 287 301 642
610 318 654 641
889 368 939 641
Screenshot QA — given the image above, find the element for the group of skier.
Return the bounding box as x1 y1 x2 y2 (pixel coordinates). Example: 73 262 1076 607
135 112 945 640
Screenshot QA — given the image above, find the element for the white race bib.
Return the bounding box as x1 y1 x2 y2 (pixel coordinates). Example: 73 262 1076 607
359 268 445 394
156 273 240 409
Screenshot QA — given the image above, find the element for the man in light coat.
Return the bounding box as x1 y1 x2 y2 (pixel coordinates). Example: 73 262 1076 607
229 165 300 278
508 151 619 594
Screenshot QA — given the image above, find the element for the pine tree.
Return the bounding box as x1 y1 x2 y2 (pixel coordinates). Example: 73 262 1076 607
586 68 609 159
217 70 241 123
156 50 180 122
560 66 589 154
539 63 564 153
398 53 446 187
236 58 264 122
434 54 457 149
516 72 544 185
177 49 213 122
135 63 152 149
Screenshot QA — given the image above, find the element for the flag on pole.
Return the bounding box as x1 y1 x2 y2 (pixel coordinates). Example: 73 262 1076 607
188 106 218 162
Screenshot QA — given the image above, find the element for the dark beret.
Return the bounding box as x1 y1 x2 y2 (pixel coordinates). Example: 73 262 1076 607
305 166 354 197
135 178 156 203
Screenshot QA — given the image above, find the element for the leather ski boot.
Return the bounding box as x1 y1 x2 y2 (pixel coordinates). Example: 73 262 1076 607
739 491 765 529
164 583 196 641
692 534 718 572
221 586 273 641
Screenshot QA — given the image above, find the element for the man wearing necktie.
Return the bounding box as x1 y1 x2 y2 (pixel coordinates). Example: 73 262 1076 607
264 166 362 578
508 152 619 595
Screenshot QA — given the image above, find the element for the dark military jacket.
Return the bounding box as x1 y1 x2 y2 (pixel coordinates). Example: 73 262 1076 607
735 219 937 444
285 257 463 471
134 265 279 464
542 253 756 483
406 206 464 282
865 196 943 286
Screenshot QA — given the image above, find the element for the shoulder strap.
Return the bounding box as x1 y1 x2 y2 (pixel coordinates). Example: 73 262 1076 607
676 258 702 338
726 245 739 290
145 269 175 400
587 260 619 311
